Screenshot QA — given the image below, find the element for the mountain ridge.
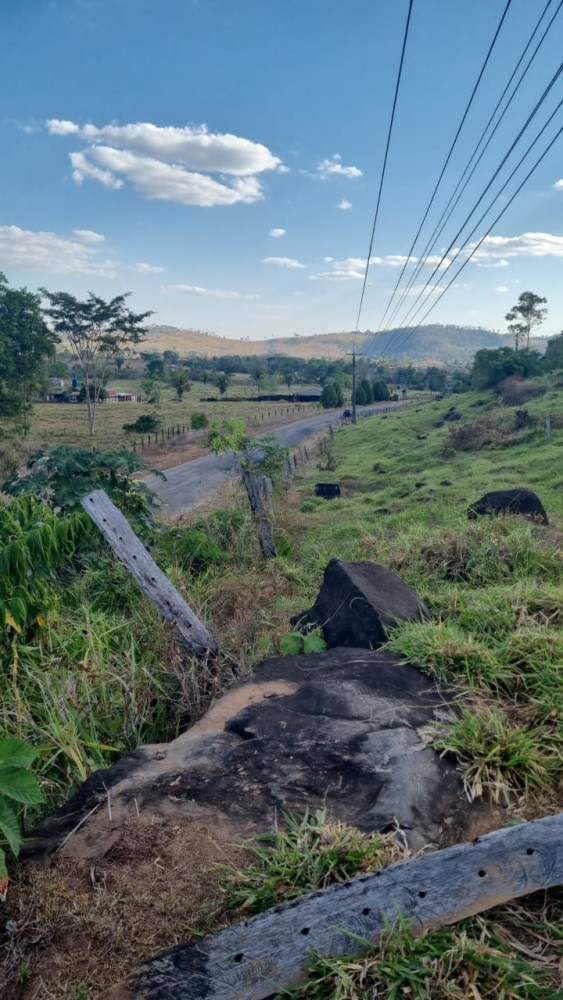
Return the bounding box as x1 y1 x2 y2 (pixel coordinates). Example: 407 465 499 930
142 323 549 363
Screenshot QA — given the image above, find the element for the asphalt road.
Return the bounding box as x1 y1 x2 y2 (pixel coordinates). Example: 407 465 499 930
147 402 403 513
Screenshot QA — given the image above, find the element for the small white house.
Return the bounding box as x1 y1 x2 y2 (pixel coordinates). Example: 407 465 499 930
105 388 138 403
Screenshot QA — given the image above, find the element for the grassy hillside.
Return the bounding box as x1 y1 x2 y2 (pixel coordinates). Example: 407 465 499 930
1 377 562 996
142 322 543 363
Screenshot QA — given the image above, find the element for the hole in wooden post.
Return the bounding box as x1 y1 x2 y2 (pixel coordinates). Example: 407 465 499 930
418 891 427 898
300 928 310 936
362 907 371 916
233 953 244 963
526 848 534 855
478 869 487 878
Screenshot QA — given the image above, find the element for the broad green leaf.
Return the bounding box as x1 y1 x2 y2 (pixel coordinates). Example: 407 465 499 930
279 633 302 656
302 633 327 654
0 798 23 857
0 738 38 768
0 766 44 805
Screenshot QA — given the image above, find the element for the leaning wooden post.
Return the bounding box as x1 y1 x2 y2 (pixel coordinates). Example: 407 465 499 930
116 812 563 1000
81 490 218 658
241 471 276 559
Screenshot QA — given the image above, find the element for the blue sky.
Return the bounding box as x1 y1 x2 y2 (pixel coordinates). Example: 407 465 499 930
2 0 563 342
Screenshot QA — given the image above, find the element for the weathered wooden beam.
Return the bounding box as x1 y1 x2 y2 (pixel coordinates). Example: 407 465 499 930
81 489 218 658
121 812 563 1000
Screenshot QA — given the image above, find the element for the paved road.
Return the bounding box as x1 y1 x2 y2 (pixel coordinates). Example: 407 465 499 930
147 402 403 513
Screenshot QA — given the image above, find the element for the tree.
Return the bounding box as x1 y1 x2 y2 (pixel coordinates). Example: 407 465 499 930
352 383 367 406
0 273 58 432
40 289 151 435
359 379 373 404
371 379 390 401
281 366 296 392
472 347 542 389
505 291 547 350
320 383 337 409
141 372 163 406
543 333 563 372
170 370 192 402
163 349 179 365
215 372 232 397
146 357 165 378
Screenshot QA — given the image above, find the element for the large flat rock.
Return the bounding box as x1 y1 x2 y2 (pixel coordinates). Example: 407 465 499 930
26 649 485 860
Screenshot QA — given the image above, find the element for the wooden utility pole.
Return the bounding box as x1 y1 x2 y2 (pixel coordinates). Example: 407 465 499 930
347 350 357 423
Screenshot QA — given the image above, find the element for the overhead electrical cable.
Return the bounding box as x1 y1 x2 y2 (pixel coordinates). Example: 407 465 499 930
387 59 563 336
372 0 513 352
352 0 414 341
382 0 563 332
373 112 563 361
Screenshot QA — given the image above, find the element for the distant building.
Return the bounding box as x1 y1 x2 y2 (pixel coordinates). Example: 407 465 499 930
105 388 138 402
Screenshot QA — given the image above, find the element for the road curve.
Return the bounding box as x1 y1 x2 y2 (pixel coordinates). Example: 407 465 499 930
146 402 403 514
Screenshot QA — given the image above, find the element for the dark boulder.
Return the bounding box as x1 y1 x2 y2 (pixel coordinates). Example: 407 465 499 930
292 560 429 650
433 420 445 428
444 409 462 422
467 488 548 525
440 479 453 487
24 649 482 858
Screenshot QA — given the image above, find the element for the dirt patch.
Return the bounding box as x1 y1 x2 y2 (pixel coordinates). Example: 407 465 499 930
1 810 249 1000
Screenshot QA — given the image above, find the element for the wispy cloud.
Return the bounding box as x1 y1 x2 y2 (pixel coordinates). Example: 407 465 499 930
163 283 258 299
317 154 362 179
469 232 563 260
0 225 116 276
494 285 509 293
47 118 283 207
309 254 417 281
72 228 106 243
268 228 286 237
338 199 352 210
131 262 165 273
262 256 305 269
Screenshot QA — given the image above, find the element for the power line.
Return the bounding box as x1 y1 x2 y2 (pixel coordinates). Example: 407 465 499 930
389 59 563 336
353 0 414 339
373 0 513 346
382 0 563 332
375 115 563 361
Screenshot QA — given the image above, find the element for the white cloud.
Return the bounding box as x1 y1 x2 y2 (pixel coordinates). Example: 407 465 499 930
317 154 362 179
338 199 352 210
131 262 165 274
73 146 265 206
495 285 509 293
262 256 305 269
0 225 117 276
163 283 258 299
553 179 563 190
47 119 281 175
72 228 105 243
310 254 418 281
469 232 563 260
70 150 123 190
404 283 445 297
474 258 509 268
269 228 286 237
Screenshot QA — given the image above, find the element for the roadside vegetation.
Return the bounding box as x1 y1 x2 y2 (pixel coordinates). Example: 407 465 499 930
1 342 562 995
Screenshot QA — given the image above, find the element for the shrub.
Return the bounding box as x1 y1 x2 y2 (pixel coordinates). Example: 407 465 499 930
156 525 228 574
123 413 160 434
498 377 546 406
2 446 163 535
190 411 208 430
0 737 44 886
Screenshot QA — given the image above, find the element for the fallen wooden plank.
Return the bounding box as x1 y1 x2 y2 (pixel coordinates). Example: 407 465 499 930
121 812 563 1000
81 489 218 658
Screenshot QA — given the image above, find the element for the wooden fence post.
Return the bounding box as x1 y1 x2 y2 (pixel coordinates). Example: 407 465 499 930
81 490 218 659
122 812 563 1000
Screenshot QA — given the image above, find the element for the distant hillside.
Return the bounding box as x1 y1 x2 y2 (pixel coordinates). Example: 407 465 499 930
142 326 360 359
142 324 549 363
361 325 549 363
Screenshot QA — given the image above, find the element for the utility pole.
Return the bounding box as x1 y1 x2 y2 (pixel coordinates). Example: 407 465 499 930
347 350 357 423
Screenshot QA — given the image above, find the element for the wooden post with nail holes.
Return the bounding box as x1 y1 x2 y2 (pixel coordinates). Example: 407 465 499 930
116 813 563 1000
81 490 218 658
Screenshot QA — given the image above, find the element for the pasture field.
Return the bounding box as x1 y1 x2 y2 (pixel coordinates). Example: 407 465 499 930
2 376 562 997
25 374 323 457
